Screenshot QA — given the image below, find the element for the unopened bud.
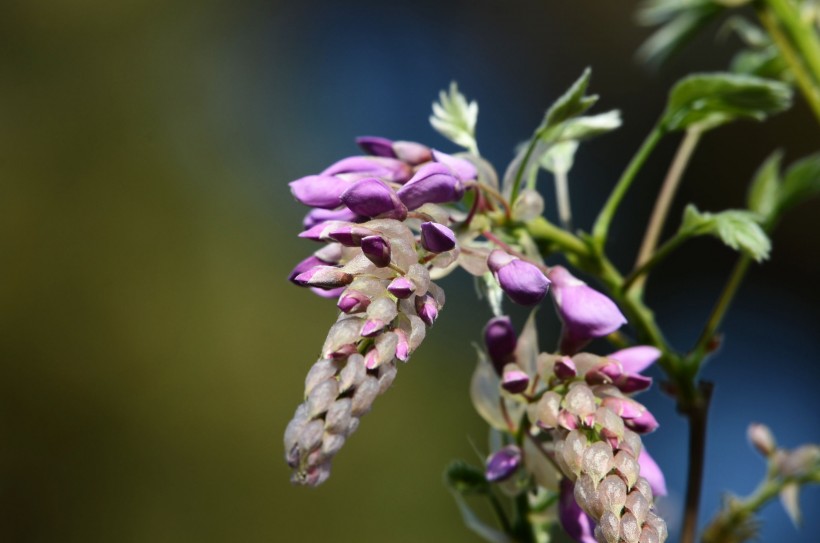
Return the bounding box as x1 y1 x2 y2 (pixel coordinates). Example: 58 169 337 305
748 422 776 457
485 445 522 482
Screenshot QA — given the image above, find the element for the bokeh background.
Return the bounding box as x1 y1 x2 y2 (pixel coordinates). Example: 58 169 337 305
2 1 818 541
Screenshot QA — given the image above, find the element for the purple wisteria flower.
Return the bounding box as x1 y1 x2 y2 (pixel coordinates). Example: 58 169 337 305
485 445 522 482
488 250 550 306
340 177 407 220
586 346 660 393
483 316 517 375
289 175 351 209
547 266 627 354
396 163 465 210
420 222 457 253
638 448 667 497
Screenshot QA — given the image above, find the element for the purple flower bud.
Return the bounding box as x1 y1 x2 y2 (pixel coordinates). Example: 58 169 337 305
601 396 645 420
288 255 325 285
554 356 577 380
327 225 374 247
340 178 407 220
394 328 410 362
591 362 653 393
432 149 478 181
355 136 396 158
289 175 351 209
558 478 597 543
387 277 415 299
361 319 386 338
396 163 465 210
483 316 517 375
548 266 627 355
488 250 550 307
485 445 522 482
420 222 457 253
293 266 353 289
337 290 371 313
623 408 659 434
501 364 530 394
748 423 777 457
393 140 432 165
303 207 361 230
361 235 391 268
321 156 412 183
415 294 439 326
638 448 667 497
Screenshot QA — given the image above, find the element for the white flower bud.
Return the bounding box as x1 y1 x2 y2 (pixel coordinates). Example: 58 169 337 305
307 379 339 418
377 362 398 394
535 391 562 428
583 442 614 485
639 524 660 543
338 354 366 393
620 511 641 543
599 474 627 516
574 473 603 518
321 432 346 457
324 398 352 434
599 510 621 543
297 419 325 453
613 450 640 489
564 383 598 418
625 489 650 525
563 430 589 477
304 359 339 397
645 511 667 541
748 423 776 457
351 376 380 416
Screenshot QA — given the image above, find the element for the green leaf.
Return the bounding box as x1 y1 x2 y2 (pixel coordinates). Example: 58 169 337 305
680 204 771 261
543 67 596 129
430 82 479 153
539 140 579 177
777 153 820 215
730 47 790 81
662 73 792 131
554 110 622 142
637 10 722 67
636 0 722 66
444 460 490 495
746 150 783 219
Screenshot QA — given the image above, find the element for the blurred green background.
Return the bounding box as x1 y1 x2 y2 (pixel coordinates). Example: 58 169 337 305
2 1 818 542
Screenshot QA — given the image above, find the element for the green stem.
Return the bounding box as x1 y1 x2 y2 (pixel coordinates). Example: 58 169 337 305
757 5 820 125
487 492 513 535
764 0 820 85
592 121 666 249
509 137 540 209
523 217 589 256
691 255 753 362
631 128 702 293
624 233 690 291
680 381 713 543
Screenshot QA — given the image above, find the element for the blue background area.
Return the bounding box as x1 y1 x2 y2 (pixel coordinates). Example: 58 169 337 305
2 0 818 541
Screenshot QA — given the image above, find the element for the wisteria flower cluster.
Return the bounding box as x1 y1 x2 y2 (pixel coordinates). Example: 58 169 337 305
283 66 819 543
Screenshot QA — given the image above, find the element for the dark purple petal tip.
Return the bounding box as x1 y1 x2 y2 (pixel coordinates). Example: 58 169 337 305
420 222 457 253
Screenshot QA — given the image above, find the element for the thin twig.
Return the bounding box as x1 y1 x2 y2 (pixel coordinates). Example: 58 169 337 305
631 128 702 293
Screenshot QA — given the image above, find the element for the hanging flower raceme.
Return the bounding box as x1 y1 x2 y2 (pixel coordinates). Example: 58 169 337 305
472 309 668 542
284 136 480 485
